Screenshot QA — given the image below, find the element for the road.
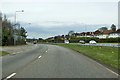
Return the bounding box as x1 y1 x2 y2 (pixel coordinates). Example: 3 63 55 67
2 44 118 79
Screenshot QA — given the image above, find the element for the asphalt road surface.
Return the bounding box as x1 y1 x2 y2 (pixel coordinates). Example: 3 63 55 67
2 44 118 79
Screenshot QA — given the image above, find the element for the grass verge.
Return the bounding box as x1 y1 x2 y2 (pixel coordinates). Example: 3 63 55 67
54 44 119 69
0 51 9 56
1 44 28 48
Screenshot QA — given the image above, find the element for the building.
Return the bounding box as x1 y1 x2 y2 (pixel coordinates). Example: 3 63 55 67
98 30 114 39
93 30 102 38
108 30 120 38
73 33 81 37
86 32 94 37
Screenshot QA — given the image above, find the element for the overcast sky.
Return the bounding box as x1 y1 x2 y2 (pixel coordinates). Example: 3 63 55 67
0 0 119 39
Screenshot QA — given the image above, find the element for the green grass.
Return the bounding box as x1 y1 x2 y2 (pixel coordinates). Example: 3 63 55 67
54 44 119 69
0 51 9 56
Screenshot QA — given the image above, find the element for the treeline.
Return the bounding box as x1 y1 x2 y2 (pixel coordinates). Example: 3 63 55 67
1 13 27 46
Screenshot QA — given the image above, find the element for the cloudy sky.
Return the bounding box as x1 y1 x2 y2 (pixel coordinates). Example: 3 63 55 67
0 0 119 39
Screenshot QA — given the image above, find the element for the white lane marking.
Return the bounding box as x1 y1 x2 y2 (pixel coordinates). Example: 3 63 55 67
17 52 20 53
38 56 42 59
6 73 16 79
11 53 16 55
46 51 47 52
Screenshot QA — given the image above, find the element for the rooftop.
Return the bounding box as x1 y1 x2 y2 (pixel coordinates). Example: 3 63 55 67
103 30 114 34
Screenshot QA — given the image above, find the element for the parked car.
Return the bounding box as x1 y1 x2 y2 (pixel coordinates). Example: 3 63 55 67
79 40 85 44
33 41 37 44
89 40 96 44
64 40 69 44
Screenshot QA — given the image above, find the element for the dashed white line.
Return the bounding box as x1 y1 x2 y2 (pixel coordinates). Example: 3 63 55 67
5 73 16 79
12 53 16 55
38 56 42 59
17 52 20 53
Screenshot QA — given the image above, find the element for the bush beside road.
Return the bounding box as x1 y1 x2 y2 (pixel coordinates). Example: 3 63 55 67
54 44 119 70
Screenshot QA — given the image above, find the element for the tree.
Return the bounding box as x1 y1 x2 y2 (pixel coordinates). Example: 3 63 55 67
111 24 116 31
2 26 10 46
20 27 27 37
39 38 43 40
117 29 120 32
1 13 27 45
98 27 108 32
2 15 12 46
68 30 74 36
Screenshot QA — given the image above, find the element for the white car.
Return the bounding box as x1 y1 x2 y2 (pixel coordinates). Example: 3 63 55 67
79 40 85 44
89 40 96 44
64 40 69 44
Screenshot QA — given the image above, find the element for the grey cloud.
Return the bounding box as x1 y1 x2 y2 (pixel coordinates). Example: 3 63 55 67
5 13 14 18
24 23 110 39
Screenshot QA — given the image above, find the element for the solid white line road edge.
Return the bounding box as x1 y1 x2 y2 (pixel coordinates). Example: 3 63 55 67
38 56 42 59
93 60 119 76
5 73 16 79
105 67 119 76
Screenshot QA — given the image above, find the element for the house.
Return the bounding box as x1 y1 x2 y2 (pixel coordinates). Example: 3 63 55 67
98 30 114 39
47 37 54 40
108 30 120 38
74 31 99 38
86 32 94 37
80 32 86 37
61 35 65 40
79 32 95 37
73 33 81 37
93 30 102 38
65 35 70 40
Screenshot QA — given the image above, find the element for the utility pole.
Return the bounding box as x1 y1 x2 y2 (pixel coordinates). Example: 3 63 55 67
85 26 87 43
0 12 2 46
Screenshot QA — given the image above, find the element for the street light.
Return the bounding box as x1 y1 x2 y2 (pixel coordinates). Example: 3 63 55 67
15 10 24 25
14 10 24 45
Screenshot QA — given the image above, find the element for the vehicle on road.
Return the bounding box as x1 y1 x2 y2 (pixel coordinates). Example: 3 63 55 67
64 40 69 44
79 40 85 44
33 41 37 44
89 40 96 44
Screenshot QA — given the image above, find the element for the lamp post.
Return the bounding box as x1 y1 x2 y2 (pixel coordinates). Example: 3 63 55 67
15 10 24 25
14 10 24 45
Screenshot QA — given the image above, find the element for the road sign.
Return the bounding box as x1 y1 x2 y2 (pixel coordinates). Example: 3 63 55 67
25 39 27 42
